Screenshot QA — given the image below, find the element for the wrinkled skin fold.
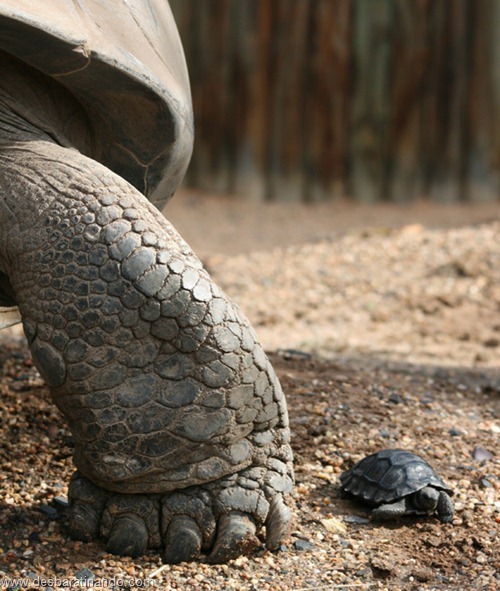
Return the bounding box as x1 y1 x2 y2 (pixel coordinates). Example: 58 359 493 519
0 54 293 563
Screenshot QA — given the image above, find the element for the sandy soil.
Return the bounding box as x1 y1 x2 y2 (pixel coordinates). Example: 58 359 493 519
0 194 498 590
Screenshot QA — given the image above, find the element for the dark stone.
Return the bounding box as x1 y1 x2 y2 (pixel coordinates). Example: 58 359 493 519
75 568 95 582
472 446 493 462
293 539 314 551
344 515 370 524
38 504 59 520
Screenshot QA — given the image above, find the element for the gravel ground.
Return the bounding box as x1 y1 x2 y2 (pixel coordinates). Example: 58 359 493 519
0 195 498 590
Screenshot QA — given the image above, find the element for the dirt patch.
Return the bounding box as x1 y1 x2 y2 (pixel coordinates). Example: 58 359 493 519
0 197 498 590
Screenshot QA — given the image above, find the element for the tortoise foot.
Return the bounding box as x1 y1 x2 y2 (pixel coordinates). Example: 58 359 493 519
67 463 293 563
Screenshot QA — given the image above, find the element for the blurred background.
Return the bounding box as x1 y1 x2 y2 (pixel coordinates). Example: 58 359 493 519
170 0 499 204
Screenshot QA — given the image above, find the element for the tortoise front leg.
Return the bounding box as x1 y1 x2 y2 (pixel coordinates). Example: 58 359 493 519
436 491 454 523
0 138 293 563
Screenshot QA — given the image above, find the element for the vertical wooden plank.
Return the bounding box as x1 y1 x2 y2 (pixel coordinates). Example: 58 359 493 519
492 0 500 190
229 0 268 200
304 0 352 201
388 0 431 201
171 0 233 193
422 0 471 202
212 0 235 193
267 0 311 201
464 0 498 201
349 0 395 202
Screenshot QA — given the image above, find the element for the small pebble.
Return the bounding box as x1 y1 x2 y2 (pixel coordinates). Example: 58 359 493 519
75 567 95 581
472 446 493 462
480 478 493 488
293 539 314 552
343 515 370 525
38 505 58 520
53 496 69 508
320 517 347 534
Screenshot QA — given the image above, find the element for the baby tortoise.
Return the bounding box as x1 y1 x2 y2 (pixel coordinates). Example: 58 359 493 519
340 449 454 523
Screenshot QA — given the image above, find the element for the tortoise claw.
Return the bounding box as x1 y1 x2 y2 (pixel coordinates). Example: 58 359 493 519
163 515 203 564
68 503 101 542
265 496 291 550
68 473 107 542
207 512 258 564
106 514 149 558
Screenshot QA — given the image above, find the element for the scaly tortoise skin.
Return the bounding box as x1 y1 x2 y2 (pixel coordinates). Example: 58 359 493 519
0 1 293 563
340 449 454 523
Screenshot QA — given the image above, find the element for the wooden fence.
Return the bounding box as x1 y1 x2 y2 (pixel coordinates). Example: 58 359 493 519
170 0 500 202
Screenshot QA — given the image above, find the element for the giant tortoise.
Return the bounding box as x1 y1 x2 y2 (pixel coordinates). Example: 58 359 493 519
0 0 293 563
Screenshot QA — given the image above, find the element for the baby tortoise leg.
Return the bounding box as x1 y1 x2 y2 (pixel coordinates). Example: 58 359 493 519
436 491 454 523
